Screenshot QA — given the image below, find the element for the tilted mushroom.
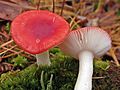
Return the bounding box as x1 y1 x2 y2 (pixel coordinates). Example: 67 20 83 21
11 10 69 65
59 27 111 90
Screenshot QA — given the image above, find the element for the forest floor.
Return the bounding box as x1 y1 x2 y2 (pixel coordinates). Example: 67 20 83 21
0 0 120 90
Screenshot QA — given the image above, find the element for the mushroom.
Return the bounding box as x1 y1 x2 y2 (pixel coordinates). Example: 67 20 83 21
59 27 111 90
11 10 70 65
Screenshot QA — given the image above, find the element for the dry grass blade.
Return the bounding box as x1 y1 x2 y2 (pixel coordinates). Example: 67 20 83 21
37 0 41 10
60 0 65 16
70 9 81 28
95 0 105 13
2 46 21 54
52 0 55 13
92 76 105 79
70 20 81 30
0 0 35 10
0 40 13 48
1 50 23 59
110 48 120 66
0 45 17 55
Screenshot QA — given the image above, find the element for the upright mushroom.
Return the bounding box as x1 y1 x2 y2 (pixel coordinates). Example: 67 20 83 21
59 27 111 90
11 10 69 65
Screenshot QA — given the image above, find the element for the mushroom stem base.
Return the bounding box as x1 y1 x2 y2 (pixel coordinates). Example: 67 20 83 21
74 51 94 90
36 51 51 65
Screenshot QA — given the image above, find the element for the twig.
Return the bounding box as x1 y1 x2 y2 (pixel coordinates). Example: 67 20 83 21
60 0 65 16
70 9 81 28
92 76 105 79
0 40 13 48
70 20 81 30
21 53 34 60
0 1 35 10
110 48 120 66
114 46 120 50
2 46 19 53
1 50 23 59
0 45 17 55
52 0 55 13
112 42 120 46
37 0 41 10
0 32 9 39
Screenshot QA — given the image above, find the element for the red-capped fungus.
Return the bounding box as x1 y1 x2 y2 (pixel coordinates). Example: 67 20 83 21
11 10 70 65
59 27 111 90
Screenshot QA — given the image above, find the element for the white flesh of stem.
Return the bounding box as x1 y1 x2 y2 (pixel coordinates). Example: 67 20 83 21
36 50 51 65
74 51 94 90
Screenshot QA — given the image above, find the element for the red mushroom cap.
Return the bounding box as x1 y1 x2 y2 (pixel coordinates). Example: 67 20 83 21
11 10 70 54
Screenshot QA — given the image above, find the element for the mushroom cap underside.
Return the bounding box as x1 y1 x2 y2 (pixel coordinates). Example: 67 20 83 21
59 27 111 59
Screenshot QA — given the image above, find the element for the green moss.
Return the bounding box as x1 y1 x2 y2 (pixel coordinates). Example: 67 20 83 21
11 55 28 68
0 64 39 90
5 22 10 33
117 9 120 16
94 59 110 71
0 56 120 90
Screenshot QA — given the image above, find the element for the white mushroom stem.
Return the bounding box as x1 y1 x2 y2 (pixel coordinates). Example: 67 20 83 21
74 51 94 90
36 50 51 65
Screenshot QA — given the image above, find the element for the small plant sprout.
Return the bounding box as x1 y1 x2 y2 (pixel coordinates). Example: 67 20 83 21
59 27 111 90
11 10 69 65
